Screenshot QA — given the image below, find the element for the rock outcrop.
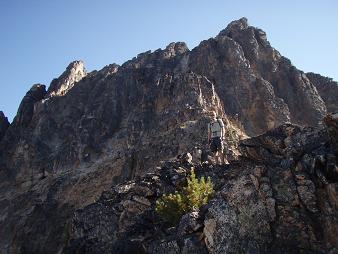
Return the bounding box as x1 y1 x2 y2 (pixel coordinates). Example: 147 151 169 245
307 72 338 113
64 117 338 254
0 57 235 253
47 60 87 97
189 17 327 134
12 84 47 128
0 111 9 141
204 120 338 254
0 18 337 253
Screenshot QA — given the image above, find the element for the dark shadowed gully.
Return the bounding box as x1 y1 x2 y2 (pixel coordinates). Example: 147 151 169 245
0 18 337 253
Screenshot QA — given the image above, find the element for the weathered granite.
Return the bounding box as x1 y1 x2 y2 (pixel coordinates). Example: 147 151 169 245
0 18 337 253
307 72 338 113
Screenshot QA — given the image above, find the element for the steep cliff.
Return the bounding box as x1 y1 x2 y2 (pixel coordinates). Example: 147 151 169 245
306 72 338 113
188 18 327 134
0 111 9 141
0 46 235 253
0 18 337 253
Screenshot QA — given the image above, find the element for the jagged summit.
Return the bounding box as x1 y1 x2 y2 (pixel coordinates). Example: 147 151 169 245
137 42 189 58
0 111 9 140
306 72 338 112
0 111 6 119
47 60 87 97
96 63 119 77
163 41 189 57
217 17 268 47
12 83 46 127
0 18 337 253
218 17 249 36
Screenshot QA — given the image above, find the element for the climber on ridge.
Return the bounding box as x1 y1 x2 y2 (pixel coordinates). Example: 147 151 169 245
208 111 228 165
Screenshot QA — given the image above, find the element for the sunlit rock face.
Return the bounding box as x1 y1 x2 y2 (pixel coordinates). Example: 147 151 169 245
306 72 338 113
189 17 328 135
0 18 337 253
65 118 338 254
47 60 87 97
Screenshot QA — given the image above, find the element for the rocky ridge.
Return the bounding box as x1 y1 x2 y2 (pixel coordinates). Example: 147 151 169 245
306 72 338 113
64 117 338 253
47 60 87 97
0 18 337 253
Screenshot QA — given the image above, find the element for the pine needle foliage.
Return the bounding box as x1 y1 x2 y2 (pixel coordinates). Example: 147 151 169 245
156 169 214 225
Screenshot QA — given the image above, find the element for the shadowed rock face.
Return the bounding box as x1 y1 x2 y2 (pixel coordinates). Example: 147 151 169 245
0 111 9 141
0 18 337 253
13 84 47 127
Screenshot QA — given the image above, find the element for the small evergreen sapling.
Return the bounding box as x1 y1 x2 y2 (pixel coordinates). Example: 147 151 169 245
156 169 214 225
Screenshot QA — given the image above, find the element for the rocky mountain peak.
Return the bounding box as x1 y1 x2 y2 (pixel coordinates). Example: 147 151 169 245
217 17 249 37
0 18 337 253
12 83 47 128
306 72 338 112
163 42 189 58
0 111 9 140
47 60 87 97
0 111 7 120
96 63 119 77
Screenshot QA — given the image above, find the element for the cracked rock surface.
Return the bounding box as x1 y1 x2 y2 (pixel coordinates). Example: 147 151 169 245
65 118 338 253
0 18 337 253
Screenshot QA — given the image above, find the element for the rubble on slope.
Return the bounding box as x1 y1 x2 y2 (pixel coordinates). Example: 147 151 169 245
65 114 338 254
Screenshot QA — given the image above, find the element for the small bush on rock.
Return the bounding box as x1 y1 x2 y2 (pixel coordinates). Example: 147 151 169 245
185 169 214 210
155 191 187 225
156 169 214 225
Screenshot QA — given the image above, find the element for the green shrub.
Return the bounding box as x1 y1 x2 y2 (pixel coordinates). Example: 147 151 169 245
185 169 214 210
155 169 214 225
155 191 187 225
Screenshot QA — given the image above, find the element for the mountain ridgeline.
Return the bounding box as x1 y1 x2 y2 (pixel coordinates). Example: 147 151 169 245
0 18 337 253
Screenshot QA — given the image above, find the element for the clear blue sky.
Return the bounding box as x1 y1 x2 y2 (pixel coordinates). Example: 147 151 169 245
1 0 337 122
